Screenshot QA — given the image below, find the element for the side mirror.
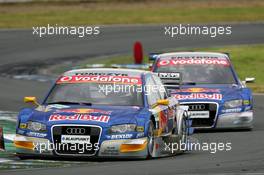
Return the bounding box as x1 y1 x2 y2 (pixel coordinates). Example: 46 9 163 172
24 96 40 106
157 99 169 106
245 77 255 83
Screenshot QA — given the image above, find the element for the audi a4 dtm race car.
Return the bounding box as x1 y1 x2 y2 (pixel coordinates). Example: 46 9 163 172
150 52 254 130
14 68 190 159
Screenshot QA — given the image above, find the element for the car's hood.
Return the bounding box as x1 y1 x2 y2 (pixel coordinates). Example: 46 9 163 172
25 105 145 127
169 84 243 103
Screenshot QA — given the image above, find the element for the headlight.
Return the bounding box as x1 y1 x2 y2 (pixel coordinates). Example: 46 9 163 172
224 99 243 108
110 124 136 133
27 121 46 132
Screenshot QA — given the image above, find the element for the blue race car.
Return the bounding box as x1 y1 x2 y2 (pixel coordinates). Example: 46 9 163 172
151 52 254 130
14 68 190 159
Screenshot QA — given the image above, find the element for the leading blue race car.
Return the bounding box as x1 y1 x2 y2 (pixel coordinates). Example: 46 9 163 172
14 68 190 159
151 52 254 130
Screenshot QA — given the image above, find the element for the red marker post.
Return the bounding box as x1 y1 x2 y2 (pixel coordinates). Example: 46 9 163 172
0 127 5 151
133 41 143 64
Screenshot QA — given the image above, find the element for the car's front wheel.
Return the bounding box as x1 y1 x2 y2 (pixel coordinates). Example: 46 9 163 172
181 118 188 142
179 116 188 152
147 121 155 158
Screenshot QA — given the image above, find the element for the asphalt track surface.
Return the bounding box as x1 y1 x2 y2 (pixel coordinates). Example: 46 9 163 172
0 23 264 174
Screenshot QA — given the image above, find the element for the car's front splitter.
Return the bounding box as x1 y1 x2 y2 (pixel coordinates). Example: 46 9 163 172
216 111 253 129
14 134 148 158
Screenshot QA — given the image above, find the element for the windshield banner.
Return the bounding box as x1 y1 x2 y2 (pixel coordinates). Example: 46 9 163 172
56 75 142 85
157 58 230 67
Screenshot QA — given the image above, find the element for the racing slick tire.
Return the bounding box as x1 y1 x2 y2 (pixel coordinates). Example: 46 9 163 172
147 121 156 159
180 117 188 152
16 154 30 160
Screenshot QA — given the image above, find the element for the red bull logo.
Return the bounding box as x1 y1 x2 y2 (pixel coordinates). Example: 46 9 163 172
49 114 110 123
173 88 220 93
174 93 222 100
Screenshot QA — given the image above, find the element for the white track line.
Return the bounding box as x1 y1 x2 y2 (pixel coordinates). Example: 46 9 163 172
0 158 13 163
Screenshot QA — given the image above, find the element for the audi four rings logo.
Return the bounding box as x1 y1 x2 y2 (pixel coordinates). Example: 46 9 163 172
189 104 206 111
66 128 85 135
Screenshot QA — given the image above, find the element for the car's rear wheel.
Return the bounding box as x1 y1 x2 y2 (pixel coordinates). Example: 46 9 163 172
147 121 155 158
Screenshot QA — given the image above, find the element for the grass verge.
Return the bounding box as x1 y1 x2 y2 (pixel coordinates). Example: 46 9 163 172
0 0 264 28
81 44 264 93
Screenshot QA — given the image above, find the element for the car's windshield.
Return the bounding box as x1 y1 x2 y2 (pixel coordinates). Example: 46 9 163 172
155 59 236 84
45 76 144 106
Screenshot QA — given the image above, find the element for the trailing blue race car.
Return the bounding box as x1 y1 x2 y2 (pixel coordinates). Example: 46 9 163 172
151 52 254 130
14 68 190 159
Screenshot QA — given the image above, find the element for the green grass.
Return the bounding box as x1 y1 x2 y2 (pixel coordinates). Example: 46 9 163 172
0 0 264 28
198 45 264 92
82 44 264 93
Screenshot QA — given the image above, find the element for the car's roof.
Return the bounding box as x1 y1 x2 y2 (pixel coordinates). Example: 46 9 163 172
158 52 229 60
63 68 151 77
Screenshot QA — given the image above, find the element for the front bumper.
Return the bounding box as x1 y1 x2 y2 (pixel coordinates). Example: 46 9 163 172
216 111 253 129
14 134 148 158
14 134 53 156
98 138 148 158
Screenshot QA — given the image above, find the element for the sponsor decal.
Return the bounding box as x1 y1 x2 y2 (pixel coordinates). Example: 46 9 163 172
56 108 112 115
75 72 128 76
136 132 145 138
49 114 110 123
26 132 47 138
172 88 220 93
56 75 142 85
189 111 210 118
245 106 251 111
100 146 119 155
17 129 25 135
222 108 242 113
61 135 90 144
174 93 222 100
157 58 229 67
110 134 133 140
158 72 180 79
